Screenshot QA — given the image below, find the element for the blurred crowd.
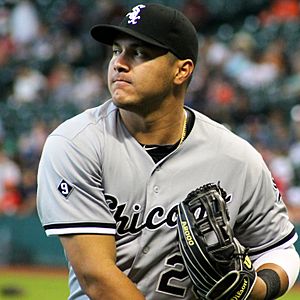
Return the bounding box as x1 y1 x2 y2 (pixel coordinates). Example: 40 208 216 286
1 0 300 222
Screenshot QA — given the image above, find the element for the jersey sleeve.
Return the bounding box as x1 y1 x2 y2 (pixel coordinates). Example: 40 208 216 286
233 153 297 259
37 133 116 236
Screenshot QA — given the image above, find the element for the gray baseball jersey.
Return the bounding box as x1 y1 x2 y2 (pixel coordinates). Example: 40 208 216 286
37 100 297 300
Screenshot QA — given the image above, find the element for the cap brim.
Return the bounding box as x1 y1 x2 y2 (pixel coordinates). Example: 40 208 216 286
90 25 169 50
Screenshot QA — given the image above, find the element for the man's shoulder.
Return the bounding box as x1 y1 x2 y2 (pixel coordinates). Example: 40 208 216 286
51 99 117 140
190 108 260 159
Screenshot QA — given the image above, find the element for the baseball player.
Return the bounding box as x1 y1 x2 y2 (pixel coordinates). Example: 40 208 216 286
37 3 299 300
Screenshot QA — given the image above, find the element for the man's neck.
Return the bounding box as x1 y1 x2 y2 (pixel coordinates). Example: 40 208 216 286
119 106 186 146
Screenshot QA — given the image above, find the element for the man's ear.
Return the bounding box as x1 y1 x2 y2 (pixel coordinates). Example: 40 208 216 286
174 59 194 85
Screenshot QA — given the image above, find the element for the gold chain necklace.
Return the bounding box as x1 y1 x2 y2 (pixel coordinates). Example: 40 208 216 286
141 109 187 151
177 109 187 148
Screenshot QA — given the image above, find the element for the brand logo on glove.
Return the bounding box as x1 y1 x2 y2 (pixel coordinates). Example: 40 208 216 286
181 221 195 245
243 256 252 270
230 278 248 300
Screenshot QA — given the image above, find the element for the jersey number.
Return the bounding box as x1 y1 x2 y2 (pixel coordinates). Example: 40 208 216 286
57 179 73 198
156 253 189 298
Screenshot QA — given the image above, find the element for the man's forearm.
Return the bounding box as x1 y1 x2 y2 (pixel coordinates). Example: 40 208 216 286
81 264 145 300
249 263 289 300
60 235 146 300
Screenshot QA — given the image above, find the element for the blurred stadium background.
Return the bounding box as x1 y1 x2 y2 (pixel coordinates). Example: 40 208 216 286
0 0 300 298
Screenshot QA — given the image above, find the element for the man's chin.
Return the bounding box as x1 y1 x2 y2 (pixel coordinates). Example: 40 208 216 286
112 97 134 109
111 98 146 114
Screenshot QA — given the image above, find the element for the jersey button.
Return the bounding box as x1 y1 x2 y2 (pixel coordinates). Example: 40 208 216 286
153 186 159 193
142 247 150 254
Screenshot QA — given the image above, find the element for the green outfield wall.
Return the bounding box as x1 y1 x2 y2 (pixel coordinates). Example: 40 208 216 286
0 213 299 282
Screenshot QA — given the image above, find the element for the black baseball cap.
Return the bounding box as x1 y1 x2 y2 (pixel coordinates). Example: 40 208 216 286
90 3 198 65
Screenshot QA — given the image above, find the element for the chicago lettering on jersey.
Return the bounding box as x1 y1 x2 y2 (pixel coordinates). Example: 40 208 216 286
105 194 178 235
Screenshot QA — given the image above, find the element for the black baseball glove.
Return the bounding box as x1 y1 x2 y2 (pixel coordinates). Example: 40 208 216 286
177 182 256 300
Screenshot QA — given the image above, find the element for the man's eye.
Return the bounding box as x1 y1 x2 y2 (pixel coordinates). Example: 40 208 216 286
112 48 121 56
135 49 147 58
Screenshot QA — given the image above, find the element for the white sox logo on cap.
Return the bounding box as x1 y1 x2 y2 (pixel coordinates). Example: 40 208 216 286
126 4 146 25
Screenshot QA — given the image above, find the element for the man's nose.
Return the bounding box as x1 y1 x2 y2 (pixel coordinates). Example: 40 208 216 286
114 53 130 72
